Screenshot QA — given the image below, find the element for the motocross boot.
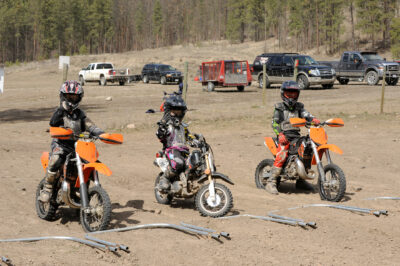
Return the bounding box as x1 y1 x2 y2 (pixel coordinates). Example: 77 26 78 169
180 171 190 196
39 170 57 203
295 179 314 191
158 167 174 192
265 167 281 195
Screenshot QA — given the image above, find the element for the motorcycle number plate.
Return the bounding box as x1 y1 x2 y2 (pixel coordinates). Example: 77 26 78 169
156 158 169 172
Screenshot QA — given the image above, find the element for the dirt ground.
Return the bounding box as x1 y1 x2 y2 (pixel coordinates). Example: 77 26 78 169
1 41 400 265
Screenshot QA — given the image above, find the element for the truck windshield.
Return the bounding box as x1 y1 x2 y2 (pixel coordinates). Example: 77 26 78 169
160 65 175 71
361 53 383 61
292 56 317 65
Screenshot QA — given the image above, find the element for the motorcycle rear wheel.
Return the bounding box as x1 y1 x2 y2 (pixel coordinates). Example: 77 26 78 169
80 186 111 232
195 183 233 218
154 173 173 205
35 178 59 221
254 159 280 189
318 163 346 202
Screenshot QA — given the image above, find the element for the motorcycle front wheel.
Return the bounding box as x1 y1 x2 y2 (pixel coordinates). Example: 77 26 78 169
154 173 173 205
35 178 59 221
80 186 111 232
195 183 233 218
318 163 346 202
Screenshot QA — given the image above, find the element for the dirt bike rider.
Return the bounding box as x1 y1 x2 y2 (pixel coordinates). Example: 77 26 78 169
156 93 196 194
39 81 105 202
266 80 320 195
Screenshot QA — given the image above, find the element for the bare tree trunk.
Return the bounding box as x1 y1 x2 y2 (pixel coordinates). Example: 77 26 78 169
350 2 355 50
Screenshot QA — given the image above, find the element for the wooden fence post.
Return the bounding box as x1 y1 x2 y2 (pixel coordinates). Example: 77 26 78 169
62 63 69 83
183 61 188 101
293 59 299 82
380 66 386 114
262 63 266 105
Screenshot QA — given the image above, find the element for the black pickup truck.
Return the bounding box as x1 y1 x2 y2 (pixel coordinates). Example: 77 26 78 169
251 53 336 89
141 64 182 85
319 51 400 86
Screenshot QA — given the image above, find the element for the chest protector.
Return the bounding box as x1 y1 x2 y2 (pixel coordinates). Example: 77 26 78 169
166 124 187 148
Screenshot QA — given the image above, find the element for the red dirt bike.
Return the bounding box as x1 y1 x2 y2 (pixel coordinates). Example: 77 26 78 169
255 118 346 202
35 127 123 232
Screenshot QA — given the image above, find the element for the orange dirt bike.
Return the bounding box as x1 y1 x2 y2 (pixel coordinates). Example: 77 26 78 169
35 127 123 232
255 118 346 202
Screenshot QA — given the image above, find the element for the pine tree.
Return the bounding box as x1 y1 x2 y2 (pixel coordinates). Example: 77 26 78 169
152 0 163 47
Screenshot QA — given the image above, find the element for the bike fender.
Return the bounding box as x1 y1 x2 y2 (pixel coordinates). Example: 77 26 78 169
198 172 234 185
41 152 49 172
84 162 112 176
312 144 342 165
264 137 277 156
318 144 343 155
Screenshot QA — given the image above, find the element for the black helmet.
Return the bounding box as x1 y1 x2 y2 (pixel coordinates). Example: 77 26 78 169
60 80 84 112
163 94 187 120
280 81 300 108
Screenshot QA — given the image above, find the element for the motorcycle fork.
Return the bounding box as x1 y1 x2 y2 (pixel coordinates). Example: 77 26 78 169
75 152 89 210
93 170 100 186
311 141 326 183
205 154 216 202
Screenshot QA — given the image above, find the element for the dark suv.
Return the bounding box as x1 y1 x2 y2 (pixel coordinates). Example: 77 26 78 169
141 64 182 85
251 53 336 89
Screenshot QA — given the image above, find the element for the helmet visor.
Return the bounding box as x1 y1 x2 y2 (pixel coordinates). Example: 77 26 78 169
64 93 81 104
283 90 299 99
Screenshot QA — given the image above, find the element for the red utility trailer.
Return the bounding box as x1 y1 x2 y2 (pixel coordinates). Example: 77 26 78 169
199 60 252 92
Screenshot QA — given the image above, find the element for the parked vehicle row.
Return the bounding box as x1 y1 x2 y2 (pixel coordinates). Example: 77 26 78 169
78 51 400 89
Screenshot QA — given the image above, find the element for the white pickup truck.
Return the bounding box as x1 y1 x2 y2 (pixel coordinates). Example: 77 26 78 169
78 62 141 86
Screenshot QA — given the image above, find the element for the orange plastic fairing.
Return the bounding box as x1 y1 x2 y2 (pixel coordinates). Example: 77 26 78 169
50 127 73 139
310 127 327 145
76 141 98 163
289 118 306 127
41 152 49 171
311 144 343 164
74 163 112 188
325 118 344 127
99 133 123 144
264 137 277 156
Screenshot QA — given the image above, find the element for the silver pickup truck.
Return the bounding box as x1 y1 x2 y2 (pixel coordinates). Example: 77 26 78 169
319 51 400 86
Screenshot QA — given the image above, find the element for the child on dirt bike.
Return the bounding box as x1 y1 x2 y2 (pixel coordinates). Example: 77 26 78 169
266 81 320 195
156 93 197 195
39 81 105 203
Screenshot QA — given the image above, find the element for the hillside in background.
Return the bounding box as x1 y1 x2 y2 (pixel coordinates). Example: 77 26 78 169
1 0 400 65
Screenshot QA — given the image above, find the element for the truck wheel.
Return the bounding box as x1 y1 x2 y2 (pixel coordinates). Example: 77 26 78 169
385 77 398 86
338 78 349 85
79 75 85 86
258 75 270 88
143 75 149 83
297 74 309 89
237 86 244 92
366 71 379 85
100 76 107 86
160 76 167 85
119 80 125 86
207 82 215 92
322 83 334 89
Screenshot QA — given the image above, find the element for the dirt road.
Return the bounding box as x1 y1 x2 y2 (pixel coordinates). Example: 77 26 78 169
1 46 400 265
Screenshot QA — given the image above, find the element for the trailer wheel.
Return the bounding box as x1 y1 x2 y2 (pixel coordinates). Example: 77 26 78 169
338 78 349 85
119 80 125 86
207 82 215 92
237 86 244 92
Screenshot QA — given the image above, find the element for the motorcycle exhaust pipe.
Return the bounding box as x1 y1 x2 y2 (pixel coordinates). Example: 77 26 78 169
295 158 316 180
